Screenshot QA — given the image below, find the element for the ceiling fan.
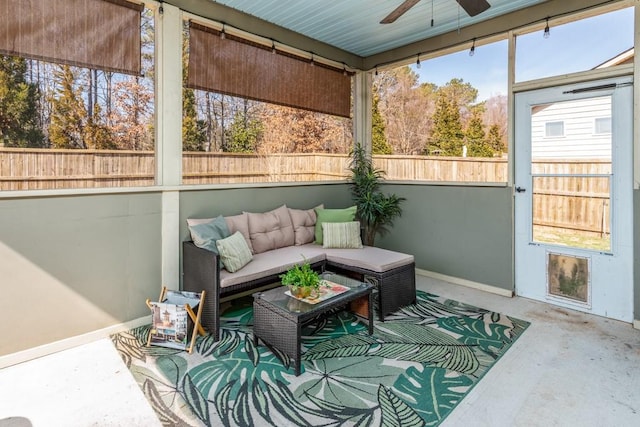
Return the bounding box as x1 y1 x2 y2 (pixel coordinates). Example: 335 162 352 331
380 0 491 24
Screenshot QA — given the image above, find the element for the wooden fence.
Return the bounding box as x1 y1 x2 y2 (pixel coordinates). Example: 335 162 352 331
0 148 609 236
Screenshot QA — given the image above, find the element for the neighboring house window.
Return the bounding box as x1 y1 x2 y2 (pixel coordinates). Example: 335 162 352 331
594 117 612 134
545 121 565 137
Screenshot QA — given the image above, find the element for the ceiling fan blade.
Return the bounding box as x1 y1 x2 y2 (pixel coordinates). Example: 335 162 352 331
455 0 491 17
380 0 421 24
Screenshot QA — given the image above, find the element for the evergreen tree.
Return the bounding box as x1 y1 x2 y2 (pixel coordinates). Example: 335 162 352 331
0 55 44 147
371 93 391 154
427 94 464 156
48 65 87 149
85 104 116 149
183 86 206 151
465 108 493 157
182 35 206 151
225 110 263 153
487 124 505 155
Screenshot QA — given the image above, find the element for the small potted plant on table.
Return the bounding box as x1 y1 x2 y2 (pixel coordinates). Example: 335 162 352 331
280 260 323 299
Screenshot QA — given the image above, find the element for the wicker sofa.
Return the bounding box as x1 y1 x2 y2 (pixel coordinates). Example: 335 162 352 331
183 204 416 341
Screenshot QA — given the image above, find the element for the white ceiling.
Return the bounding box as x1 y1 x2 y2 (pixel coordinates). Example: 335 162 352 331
210 0 545 57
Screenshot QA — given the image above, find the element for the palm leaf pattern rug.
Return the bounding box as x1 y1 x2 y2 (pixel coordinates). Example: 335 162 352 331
112 290 528 426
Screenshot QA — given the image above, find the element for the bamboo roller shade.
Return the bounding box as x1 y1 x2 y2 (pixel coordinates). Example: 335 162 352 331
187 22 352 118
0 0 143 75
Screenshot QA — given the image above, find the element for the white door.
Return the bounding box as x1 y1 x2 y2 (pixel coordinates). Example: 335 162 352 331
514 77 633 322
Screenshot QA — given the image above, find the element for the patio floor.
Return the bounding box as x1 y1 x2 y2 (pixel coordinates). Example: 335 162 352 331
1 275 639 426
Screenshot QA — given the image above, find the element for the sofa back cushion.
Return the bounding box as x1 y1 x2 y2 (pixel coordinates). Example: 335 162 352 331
289 204 323 245
224 213 254 254
245 205 295 254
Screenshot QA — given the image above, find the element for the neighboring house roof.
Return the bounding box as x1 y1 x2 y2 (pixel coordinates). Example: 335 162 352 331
594 47 634 69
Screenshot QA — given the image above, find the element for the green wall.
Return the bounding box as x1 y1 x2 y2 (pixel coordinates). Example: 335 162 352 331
4 182 635 359
377 184 514 291
0 193 162 356
179 183 514 291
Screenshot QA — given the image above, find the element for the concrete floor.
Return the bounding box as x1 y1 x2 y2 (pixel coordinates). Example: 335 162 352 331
1 275 639 427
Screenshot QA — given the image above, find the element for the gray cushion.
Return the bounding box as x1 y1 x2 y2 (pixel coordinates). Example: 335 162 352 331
219 244 327 288
187 215 231 254
325 246 414 273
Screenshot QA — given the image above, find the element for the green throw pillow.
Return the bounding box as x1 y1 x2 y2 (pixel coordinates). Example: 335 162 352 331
188 215 231 254
216 231 253 273
322 221 363 249
314 206 357 245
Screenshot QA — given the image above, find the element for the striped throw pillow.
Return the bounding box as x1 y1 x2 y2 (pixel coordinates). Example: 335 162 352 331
216 231 253 272
321 221 363 249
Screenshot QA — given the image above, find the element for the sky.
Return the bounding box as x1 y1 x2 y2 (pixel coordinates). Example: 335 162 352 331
413 7 634 102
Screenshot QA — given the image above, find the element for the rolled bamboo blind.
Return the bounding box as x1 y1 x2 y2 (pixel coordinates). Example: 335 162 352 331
187 22 352 118
0 0 143 75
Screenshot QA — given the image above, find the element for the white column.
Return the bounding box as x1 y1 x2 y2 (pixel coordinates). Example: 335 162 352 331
352 71 373 153
156 3 183 289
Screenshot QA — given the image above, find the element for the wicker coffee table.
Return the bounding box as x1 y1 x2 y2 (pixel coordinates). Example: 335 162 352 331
252 272 374 376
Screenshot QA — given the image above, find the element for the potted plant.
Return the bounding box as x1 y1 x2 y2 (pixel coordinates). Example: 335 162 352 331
348 142 405 246
280 259 324 299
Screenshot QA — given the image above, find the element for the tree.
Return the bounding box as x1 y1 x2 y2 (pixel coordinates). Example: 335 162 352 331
374 67 432 155
371 93 391 154
85 103 116 149
465 107 494 157
183 86 206 151
427 93 464 156
259 104 349 154
487 124 505 155
484 94 507 151
437 78 478 125
109 78 154 150
48 65 87 148
0 55 44 147
225 109 263 153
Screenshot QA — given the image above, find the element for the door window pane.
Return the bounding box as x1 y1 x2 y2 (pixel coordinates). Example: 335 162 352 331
532 176 610 251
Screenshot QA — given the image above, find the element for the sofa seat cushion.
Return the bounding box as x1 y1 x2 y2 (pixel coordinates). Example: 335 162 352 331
325 246 414 273
219 244 327 289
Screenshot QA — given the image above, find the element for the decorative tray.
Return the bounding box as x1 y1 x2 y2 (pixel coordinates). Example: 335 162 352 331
285 280 350 304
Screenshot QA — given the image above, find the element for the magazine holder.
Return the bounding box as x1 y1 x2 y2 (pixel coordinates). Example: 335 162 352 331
145 287 206 353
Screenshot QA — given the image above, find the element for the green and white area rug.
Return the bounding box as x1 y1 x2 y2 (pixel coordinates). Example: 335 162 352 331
112 290 529 427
